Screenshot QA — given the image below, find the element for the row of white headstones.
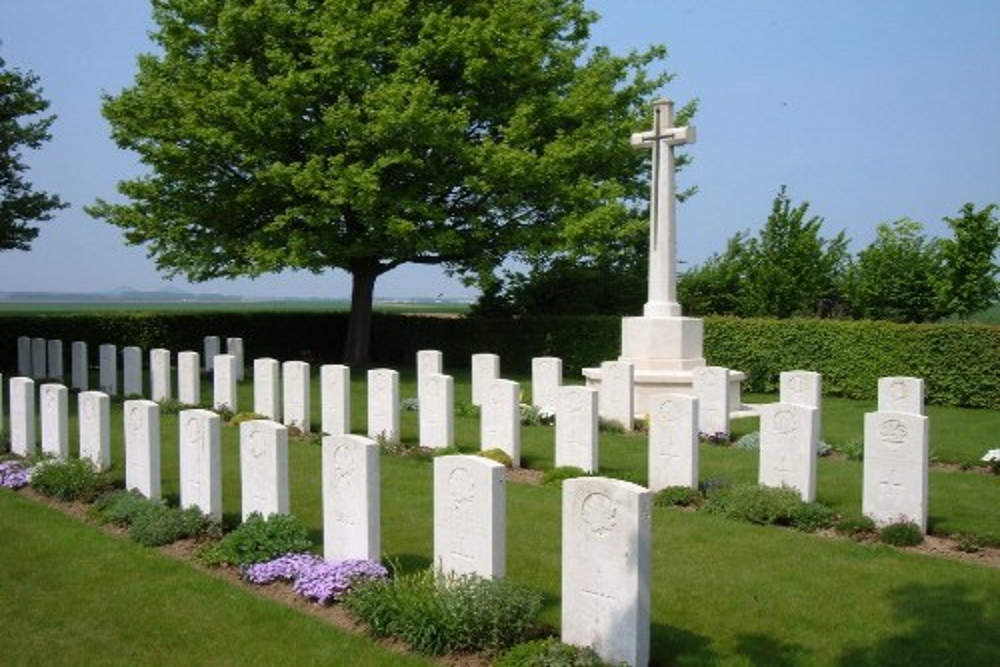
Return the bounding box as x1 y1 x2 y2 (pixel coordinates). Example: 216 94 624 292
4 339 929 667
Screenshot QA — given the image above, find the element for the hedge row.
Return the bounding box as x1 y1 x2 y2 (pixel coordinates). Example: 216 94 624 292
2 312 997 409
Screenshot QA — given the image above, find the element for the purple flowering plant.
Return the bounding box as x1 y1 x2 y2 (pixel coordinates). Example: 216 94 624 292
0 460 31 490
243 553 388 605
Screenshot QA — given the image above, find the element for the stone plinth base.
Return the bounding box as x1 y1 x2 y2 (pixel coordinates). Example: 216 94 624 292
583 366 747 418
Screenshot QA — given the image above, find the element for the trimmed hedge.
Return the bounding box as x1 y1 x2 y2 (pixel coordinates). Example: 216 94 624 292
2 312 997 409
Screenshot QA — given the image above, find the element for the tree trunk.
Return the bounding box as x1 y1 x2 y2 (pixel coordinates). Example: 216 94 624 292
342 261 380 364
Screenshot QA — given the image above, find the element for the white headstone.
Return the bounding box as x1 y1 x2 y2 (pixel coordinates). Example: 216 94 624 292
17 336 31 376
47 340 63 380
213 354 238 412
693 366 730 438
98 344 118 395
122 346 143 397
320 364 350 436
322 434 380 562
40 383 69 459
149 348 172 402
226 337 245 381
555 386 598 472
531 356 563 413
471 353 500 406
282 360 311 432
177 351 201 405
179 409 222 520
79 391 111 470
648 393 699 491
71 341 88 391
877 376 924 415
420 373 454 450
9 377 36 456
203 335 220 372
254 358 282 421
125 400 161 500
481 378 520 467
31 337 47 379
758 402 819 502
434 454 506 578
863 410 929 532
239 420 290 521
780 370 822 437
367 368 400 442
562 477 651 667
598 361 634 431
417 349 443 408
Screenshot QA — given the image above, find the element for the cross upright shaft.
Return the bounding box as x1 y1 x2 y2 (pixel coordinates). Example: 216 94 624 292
631 99 696 318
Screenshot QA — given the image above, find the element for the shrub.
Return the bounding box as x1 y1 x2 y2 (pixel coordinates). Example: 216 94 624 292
790 502 836 532
699 431 730 445
835 439 864 461
93 489 155 526
497 638 614 666
519 404 554 426
209 512 313 566
598 418 626 434
0 459 31 490
653 486 702 508
879 520 924 547
702 483 833 530
733 432 760 451
834 514 877 539
156 398 199 415
478 449 513 467
230 411 269 426
540 467 590 488
29 458 113 502
129 504 207 547
954 534 985 554
400 398 420 412
344 568 543 656
244 553 389 604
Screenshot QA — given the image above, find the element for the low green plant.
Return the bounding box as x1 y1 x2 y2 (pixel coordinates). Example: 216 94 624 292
478 448 513 467
29 458 114 502
400 398 420 412
653 485 703 508
379 437 432 459
835 438 864 461
954 533 985 553
496 637 615 666
699 431 730 445
455 401 480 418
128 504 207 547
598 418 626 434
540 466 590 488
230 411 269 426
834 514 877 539
519 404 555 426
155 398 200 415
205 512 313 566
879 520 924 547
790 501 836 533
92 489 154 526
214 404 235 423
702 483 834 531
344 568 543 656
732 432 760 451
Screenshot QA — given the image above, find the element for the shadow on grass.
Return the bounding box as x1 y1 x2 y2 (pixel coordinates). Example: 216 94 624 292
836 583 996 666
734 633 808 666
651 622 717 666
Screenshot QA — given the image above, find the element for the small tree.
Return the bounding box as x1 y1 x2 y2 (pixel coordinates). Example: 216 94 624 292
0 56 67 252
939 203 999 318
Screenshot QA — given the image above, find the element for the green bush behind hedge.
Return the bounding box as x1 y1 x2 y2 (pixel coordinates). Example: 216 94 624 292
2 312 997 409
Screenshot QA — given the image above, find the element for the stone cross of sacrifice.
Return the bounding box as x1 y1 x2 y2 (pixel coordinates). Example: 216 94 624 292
631 99 696 318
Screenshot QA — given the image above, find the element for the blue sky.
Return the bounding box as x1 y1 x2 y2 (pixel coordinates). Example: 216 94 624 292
1 1 998 299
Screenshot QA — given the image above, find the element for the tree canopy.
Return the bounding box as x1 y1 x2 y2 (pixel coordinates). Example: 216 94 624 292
89 0 671 361
0 55 66 252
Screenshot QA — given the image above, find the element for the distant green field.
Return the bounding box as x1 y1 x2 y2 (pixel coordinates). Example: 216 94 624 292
0 300 469 315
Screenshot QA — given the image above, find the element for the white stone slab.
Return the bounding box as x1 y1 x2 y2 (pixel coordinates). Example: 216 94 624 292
79 391 111 470
878 376 924 415
481 378 520 467
282 360 311 432
149 348 172 402
239 420 290 521
531 356 563 413
122 346 143 397
863 410 929 532
419 373 454 450
562 477 651 667
434 454 506 578
179 409 222 520
17 336 31 376
177 351 201 405
213 354 238 412
40 383 69 459
203 335 220 371
598 360 633 431
471 353 500 406
417 349 443 408
31 337 47 379
555 386 598 472
71 341 88 391
47 340 63 380
648 393 699 491
367 368 400 442
98 344 117 395
693 366 730 438
9 377 36 456
780 370 822 408
125 399 161 500
254 357 281 421
320 364 350 436
226 337 245 381
322 434 380 562
758 402 819 502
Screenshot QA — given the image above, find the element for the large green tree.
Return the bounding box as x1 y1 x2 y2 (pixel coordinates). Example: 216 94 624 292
89 0 669 361
0 56 66 252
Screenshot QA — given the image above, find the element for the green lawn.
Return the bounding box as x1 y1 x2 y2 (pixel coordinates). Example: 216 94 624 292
3 371 999 665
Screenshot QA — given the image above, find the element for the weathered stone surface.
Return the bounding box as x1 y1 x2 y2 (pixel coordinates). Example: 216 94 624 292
320 364 350 436
434 454 506 578
282 361 311 432
758 402 819 502
322 434 380 562
555 386 598 472
125 399 161 500
420 373 454 450
648 393 698 490
179 409 222 520
367 369 400 442
481 378 520 467
79 391 111 470
863 410 929 532
40 383 69 459
239 419 290 521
